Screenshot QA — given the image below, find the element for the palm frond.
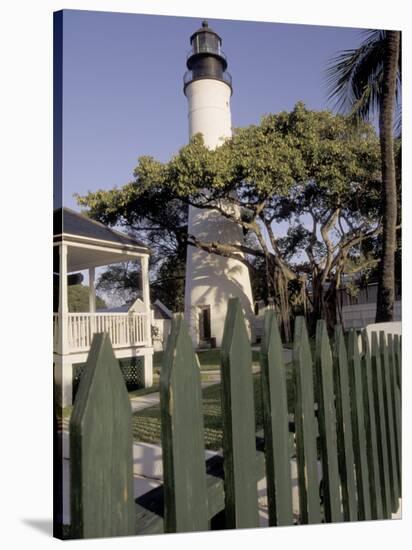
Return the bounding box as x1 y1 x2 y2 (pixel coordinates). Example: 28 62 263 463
326 30 387 120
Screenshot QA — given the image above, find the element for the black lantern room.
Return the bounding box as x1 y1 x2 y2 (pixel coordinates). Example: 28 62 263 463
184 21 232 93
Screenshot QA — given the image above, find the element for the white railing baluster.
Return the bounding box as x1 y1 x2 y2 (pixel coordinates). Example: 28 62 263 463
80 315 84 349
67 315 71 349
82 315 86 348
72 315 75 349
62 312 147 353
131 315 134 345
71 316 75 351
82 315 86 349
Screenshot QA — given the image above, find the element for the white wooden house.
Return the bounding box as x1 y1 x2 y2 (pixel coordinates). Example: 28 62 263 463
149 299 173 351
53 207 153 406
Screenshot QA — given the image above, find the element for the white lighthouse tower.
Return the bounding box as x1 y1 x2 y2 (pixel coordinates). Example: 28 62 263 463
183 21 254 348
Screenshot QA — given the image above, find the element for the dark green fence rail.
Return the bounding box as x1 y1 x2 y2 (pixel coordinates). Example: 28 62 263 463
67 298 402 538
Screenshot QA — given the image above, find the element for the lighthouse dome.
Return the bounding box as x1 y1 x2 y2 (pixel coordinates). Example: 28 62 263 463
184 20 231 93
190 21 222 51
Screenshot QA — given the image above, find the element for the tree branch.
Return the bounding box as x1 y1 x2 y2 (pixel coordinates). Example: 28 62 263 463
320 208 340 283
187 235 259 268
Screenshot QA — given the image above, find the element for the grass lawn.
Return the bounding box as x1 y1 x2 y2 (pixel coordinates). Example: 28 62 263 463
132 367 295 451
57 350 296 443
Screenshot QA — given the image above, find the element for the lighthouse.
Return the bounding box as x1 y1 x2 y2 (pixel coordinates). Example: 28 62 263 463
183 21 254 347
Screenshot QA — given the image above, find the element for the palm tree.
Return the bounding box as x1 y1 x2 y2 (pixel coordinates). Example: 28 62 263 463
326 30 401 322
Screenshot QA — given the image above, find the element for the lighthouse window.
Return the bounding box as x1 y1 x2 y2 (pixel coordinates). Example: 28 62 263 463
194 33 219 55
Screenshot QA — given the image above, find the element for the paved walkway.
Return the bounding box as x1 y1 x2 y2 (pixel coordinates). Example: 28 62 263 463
130 391 162 413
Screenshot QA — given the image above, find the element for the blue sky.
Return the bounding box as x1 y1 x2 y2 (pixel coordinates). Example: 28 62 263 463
61 9 370 210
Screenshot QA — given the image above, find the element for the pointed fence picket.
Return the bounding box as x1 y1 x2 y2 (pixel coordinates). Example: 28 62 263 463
333 326 358 521
69 333 135 539
379 332 400 514
314 320 342 523
394 334 402 391
393 333 402 498
293 317 322 525
371 332 392 518
260 310 293 526
62 300 401 539
360 331 384 519
160 315 209 533
220 298 260 529
347 330 371 520
387 334 401 494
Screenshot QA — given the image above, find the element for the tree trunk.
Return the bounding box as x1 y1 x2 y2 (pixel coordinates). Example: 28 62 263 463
309 275 337 335
309 274 323 335
323 281 338 334
375 30 400 322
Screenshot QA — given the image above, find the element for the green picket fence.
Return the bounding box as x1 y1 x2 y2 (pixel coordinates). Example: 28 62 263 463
68 298 402 538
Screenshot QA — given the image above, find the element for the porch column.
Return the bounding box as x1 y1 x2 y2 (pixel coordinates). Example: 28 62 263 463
88 267 96 312
141 255 152 346
58 243 69 355
55 242 72 407
141 254 153 386
89 266 96 340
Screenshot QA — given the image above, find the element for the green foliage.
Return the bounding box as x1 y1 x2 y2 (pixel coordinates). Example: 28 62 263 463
77 103 383 329
95 263 140 306
249 255 270 304
126 103 381 237
68 284 106 312
326 30 401 127
151 254 185 312
95 253 185 313
76 177 188 313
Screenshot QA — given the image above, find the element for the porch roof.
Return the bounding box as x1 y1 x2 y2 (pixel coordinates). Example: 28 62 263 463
53 207 150 272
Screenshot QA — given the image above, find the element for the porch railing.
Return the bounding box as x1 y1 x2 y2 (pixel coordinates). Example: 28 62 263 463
53 312 148 353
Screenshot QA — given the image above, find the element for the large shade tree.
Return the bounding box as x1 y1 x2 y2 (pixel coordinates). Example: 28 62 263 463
78 104 382 335
326 29 401 322
76 187 188 312
68 284 106 312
